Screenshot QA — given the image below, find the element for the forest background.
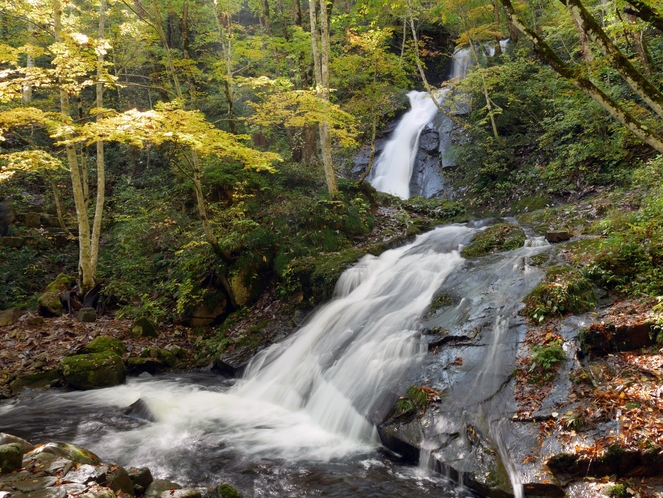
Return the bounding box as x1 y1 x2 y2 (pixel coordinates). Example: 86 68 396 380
1 0 663 334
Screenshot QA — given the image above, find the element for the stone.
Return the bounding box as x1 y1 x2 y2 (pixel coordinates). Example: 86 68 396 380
12 476 58 492
37 275 75 317
61 352 126 390
59 484 87 495
76 483 116 498
545 231 572 243
0 308 21 327
124 400 156 422
26 443 100 465
106 465 134 496
84 336 126 357
44 457 73 476
0 434 34 454
131 317 157 338
10 371 62 395
145 479 181 498
64 464 109 485
26 316 45 327
195 488 218 498
127 467 152 490
78 308 97 323
217 484 242 498
229 270 261 308
162 489 201 498
139 348 177 368
24 487 66 498
0 443 23 474
185 302 226 328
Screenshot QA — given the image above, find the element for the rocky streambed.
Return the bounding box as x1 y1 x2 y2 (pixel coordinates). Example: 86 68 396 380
0 433 242 498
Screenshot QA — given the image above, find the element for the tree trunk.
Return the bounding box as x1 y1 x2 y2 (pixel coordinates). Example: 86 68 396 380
623 0 663 32
91 0 106 278
54 0 94 293
561 0 663 119
499 0 663 154
260 0 272 34
492 0 502 55
570 9 593 62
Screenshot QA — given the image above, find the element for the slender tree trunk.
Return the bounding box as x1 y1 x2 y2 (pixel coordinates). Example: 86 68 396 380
23 28 33 105
54 0 94 292
624 0 663 32
492 0 502 55
469 39 500 140
571 9 593 62
91 0 106 278
213 1 237 134
45 171 74 239
294 0 303 27
260 0 272 34
499 0 663 154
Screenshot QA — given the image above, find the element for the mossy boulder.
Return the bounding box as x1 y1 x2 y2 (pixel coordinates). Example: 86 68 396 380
0 443 23 474
131 317 157 338
84 336 127 357
61 352 126 390
10 370 62 394
0 308 21 327
229 268 264 308
217 483 243 498
37 274 76 317
461 223 526 258
26 442 100 464
127 348 177 374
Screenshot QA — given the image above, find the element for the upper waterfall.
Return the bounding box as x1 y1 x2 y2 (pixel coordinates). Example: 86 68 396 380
369 90 443 200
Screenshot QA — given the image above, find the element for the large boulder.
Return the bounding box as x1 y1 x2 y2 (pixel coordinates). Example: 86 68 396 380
127 348 176 374
83 336 127 357
38 274 76 317
0 434 34 454
0 308 21 327
217 484 242 498
61 352 126 390
26 442 100 464
0 443 23 474
145 479 181 498
130 317 157 338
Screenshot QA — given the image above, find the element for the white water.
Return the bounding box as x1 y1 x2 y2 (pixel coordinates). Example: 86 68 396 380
369 90 443 199
12 226 472 470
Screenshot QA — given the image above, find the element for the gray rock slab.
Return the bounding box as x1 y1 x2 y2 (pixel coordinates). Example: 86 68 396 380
13 477 58 493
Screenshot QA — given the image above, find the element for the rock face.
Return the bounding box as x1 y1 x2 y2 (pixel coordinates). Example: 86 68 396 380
38 274 76 317
61 352 126 390
0 308 21 328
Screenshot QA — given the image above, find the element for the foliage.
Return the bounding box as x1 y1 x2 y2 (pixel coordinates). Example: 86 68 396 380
526 337 565 384
523 265 597 323
461 222 525 257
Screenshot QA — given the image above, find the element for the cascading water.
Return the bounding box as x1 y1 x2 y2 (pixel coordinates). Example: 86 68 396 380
0 225 480 497
369 90 443 200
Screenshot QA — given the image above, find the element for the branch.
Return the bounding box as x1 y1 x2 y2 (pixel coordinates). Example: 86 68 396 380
623 0 663 32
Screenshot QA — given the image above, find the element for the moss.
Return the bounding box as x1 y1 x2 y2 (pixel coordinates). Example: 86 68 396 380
217 483 243 498
131 316 157 338
236 319 270 348
461 223 526 258
429 293 452 313
85 336 127 356
139 347 177 368
603 484 630 498
37 273 75 316
523 265 597 323
61 351 126 390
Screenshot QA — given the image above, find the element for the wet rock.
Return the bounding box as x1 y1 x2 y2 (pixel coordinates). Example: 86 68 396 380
13 476 58 492
418 128 440 152
78 308 97 323
44 457 73 476
545 231 571 243
27 487 67 498
140 348 177 367
162 489 201 498
0 308 21 327
61 352 126 390
76 483 116 498
63 464 109 485
578 322 654 358
195 488 218 498
127 467 153 491
0 434 34 454
83 336 126 357
145 479 181 498
37 274 75 317
213 347 253 377
60 483 87 495
217 484 242 498
127 348 176 374
10 371 63 395
106 465 134 496
124 400 156 422
0 443 23 474
27 443 100 465
131 317 157 338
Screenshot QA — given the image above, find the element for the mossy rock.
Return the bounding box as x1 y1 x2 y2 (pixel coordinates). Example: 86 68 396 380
84 336 127 356
140 347 177 367
217 483 243 498
9 370 62 394
61 351 126 390
229 268 264 308
0 443 23 474
37 274 76 317
131 317 157 338
27 442 100 464
128 347 177 373
461 223 526 258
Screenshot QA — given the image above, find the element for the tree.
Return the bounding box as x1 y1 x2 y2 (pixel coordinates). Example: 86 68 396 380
499 0 663 154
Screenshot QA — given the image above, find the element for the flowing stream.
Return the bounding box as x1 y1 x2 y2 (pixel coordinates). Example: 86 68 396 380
0 226 484 498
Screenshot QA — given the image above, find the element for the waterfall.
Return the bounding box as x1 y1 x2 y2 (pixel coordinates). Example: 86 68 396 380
369 91 443 200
